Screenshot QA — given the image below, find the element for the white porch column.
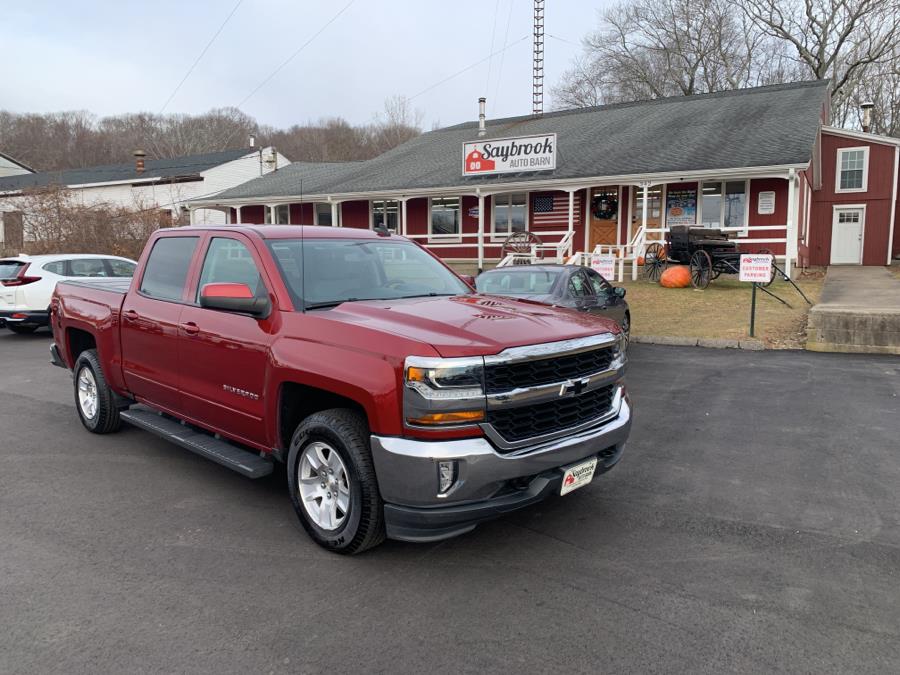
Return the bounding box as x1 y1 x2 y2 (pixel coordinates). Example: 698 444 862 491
268 204 277 224
784 170 795 279
635 182 650 281
400 198 408 237
331 201 340 227
477 193 485 271
188 207 196 226
567 189 575 257
235 206 243 224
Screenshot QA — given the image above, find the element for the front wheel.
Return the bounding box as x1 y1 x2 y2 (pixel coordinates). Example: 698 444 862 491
74 349 121 434
287 409 385 554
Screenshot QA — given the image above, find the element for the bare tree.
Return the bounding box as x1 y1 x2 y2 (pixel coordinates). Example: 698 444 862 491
553 0 795 108
736 0 900 124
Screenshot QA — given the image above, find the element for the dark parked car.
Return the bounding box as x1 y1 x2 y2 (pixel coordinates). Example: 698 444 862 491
476 264 630 340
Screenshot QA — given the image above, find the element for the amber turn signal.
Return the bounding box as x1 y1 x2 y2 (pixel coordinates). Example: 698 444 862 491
406 410 485 426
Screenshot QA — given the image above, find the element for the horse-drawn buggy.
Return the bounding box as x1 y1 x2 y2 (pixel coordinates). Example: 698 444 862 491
643 225 774 289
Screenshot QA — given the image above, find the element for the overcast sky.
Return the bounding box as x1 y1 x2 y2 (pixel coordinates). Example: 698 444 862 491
1 0 609 130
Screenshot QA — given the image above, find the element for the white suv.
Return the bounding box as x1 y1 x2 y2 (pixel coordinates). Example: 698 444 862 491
0 254 137 334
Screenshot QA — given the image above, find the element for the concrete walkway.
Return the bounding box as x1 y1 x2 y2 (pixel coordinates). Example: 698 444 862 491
806 266 900 354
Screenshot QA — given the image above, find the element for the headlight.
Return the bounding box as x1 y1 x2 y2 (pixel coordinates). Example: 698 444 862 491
609 333 627 370
404 356 485 426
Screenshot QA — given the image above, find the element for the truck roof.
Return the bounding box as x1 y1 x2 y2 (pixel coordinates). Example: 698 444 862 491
174 225 393 240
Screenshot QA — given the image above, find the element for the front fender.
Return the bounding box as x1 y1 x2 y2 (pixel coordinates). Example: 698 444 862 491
268 335 405 436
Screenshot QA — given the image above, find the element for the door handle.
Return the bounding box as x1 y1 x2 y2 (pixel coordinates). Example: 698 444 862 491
122 309 139 321
181 321 199 336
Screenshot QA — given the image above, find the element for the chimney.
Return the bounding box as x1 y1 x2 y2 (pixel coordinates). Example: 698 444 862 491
860 101 875 133
133 149 146 174
478 97 487 137
249 134 256 149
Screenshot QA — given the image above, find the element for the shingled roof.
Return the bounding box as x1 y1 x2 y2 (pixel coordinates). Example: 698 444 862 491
0 148 256 193
202 80 829 203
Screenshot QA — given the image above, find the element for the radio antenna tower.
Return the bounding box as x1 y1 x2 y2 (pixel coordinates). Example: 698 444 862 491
532 0 545 116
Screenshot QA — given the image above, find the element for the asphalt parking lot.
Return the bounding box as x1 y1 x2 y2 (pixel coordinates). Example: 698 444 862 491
2 329 899 674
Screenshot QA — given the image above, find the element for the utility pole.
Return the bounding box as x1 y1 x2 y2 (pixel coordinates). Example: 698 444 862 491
533 0 544 116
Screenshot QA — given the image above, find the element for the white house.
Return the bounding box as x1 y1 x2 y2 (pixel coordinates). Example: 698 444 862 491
0 145 289 247
0 151 35 178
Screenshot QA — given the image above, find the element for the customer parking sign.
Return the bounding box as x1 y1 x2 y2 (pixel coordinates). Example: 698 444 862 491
739 254 773 283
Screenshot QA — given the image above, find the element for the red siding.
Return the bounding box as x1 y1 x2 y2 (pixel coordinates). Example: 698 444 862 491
240 205 265 224
289 203 314 224
808 132 897 265
340 200 369 229
745 178 789 256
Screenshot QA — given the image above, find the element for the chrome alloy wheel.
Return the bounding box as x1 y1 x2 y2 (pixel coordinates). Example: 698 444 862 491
297 441 351 531
77 367 99 420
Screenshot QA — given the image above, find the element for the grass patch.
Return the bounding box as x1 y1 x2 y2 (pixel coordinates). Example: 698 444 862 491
618 270 825 349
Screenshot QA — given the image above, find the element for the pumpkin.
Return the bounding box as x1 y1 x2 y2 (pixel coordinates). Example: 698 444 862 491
660 265 691 288
636 256 645 266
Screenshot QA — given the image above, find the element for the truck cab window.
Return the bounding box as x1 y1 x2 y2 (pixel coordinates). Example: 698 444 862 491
139 237 199 301
196 238 265 301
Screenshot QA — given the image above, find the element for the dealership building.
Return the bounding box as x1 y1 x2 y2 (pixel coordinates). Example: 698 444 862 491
190 80 900 274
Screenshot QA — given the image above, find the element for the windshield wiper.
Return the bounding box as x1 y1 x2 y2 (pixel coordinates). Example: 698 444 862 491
305 293 457 310
304 299 359 310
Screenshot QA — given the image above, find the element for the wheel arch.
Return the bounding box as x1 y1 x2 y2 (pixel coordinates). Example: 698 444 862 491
277 382 370 458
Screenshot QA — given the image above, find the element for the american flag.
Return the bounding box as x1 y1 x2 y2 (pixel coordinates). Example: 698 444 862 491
532 193 582 226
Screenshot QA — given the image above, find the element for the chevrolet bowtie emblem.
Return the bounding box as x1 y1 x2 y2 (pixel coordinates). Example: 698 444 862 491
559 377 590 397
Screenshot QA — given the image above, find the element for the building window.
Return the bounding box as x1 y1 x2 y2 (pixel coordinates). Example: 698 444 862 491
315 203 335 226
836 147 868 192
493 193 527 238
430 197 460 240
276 204 290 224
701 181 747 230
372 200 400 232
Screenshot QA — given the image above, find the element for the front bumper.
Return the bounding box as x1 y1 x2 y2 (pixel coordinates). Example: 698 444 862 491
0 309 49 326
371 395 632 542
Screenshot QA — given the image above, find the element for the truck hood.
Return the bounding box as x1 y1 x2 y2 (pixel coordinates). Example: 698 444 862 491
323 294 618 358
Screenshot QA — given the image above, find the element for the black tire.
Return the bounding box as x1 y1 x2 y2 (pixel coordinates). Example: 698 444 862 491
74 349 122 434
287 409 385 554
7 324 38 334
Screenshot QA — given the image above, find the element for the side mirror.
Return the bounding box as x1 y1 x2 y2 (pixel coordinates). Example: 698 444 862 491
200 282 270 318
459 274 476 289
613 287 626 298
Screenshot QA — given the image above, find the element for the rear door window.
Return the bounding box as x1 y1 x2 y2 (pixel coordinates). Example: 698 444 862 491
139 237 200 302
69 259 109 277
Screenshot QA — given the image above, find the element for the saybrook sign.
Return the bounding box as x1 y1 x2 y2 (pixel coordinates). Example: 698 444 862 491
463 133 557 176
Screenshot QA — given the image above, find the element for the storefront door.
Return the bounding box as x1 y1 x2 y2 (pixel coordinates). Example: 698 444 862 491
588 188 619 249
632 186 663 240
830 207 864 264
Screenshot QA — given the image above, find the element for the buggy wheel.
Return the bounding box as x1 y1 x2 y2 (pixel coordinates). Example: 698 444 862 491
758 248 776 287
689 250 713 289
644 242 667 281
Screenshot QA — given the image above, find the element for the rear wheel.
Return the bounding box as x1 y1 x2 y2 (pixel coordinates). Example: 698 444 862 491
689 250 713 289
758 248 777 287
74 349 121 434
7 324 38 334
644 243 667 281
287 409 385 554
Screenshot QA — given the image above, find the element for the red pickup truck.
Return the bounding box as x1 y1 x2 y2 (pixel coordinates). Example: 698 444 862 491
50 226 631 553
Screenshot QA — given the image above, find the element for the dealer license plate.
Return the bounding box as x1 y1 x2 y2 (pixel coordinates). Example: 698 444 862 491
560 457 598 496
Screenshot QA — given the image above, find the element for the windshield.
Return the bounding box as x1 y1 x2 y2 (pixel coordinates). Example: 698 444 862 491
267 238 471 309
476 268 562 295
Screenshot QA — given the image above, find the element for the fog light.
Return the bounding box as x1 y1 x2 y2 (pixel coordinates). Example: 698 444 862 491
438 460 457 495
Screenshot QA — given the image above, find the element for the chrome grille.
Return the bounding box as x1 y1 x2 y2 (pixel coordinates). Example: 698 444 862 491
484 346 614 394
487 384 616 446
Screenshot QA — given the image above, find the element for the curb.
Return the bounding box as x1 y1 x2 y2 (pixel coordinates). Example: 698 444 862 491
631 335 766 351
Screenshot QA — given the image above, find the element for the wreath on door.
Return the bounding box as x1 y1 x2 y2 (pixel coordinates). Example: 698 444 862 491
592 194 618 220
